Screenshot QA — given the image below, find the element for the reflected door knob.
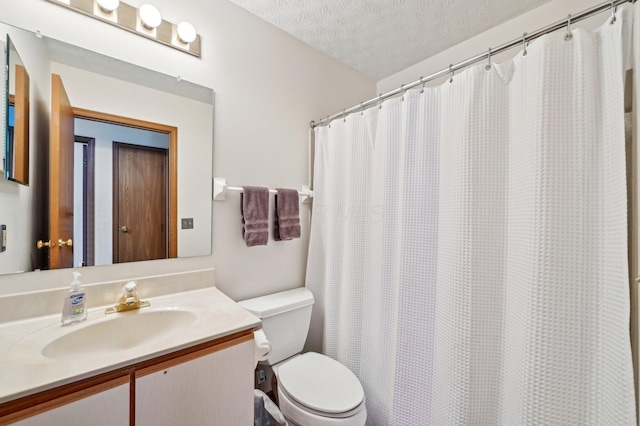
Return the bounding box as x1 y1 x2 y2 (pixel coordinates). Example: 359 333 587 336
58 238 73 247
36 240 56 249
120 226 129 233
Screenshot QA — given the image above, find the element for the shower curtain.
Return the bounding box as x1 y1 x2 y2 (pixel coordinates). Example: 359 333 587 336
306 4 636 425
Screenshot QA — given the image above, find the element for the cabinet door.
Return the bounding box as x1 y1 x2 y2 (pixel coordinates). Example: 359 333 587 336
135 338 254 426
12 377 129 426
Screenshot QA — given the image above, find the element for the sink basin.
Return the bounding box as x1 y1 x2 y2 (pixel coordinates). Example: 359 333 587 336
41 308 197 359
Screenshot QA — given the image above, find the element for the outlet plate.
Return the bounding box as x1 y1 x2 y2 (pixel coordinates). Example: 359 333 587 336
1 225 6 252
181 218 194 229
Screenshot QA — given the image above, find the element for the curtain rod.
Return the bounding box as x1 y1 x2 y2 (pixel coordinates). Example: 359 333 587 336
310 0 633 129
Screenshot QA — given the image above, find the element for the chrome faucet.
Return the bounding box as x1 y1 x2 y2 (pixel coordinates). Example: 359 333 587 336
105 281 150 314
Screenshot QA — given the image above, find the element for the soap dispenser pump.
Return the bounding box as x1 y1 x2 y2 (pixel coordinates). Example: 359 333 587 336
61 272 88 325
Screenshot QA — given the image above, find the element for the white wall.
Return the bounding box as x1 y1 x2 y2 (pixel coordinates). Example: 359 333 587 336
0 0 375 298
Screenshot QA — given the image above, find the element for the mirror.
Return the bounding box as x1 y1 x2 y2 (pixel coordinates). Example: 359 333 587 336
0 22 213 276
5 35 30 185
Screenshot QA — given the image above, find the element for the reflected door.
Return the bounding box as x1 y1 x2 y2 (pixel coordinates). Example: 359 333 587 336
49 74 75 269
113 143 167 263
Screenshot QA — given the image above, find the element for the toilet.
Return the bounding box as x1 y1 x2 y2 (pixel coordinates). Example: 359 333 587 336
239 288 367 426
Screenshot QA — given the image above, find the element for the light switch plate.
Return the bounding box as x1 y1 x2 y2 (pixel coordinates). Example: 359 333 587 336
181 218 194 229
1 225 6 252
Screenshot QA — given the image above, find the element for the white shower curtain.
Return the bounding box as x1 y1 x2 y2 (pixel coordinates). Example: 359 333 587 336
306 4 636 425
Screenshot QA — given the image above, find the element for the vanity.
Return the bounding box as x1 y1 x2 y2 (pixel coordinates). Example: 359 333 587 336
0 270 260 425
0 19 238 425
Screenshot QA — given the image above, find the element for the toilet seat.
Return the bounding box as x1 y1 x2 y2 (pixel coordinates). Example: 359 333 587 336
276 352 365 419
278 384 365 419
277 383 367 426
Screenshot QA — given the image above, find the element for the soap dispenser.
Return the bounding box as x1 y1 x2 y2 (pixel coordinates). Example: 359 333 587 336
61 272 88 325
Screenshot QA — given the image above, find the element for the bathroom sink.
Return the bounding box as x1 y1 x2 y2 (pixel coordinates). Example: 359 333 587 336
7 305 201 362
41 308 197 359
0 286 262 404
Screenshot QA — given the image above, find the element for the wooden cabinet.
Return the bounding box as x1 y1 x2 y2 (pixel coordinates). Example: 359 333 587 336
135 338 254 426
1 373 131 426
0 330 254 426
13 378 130 426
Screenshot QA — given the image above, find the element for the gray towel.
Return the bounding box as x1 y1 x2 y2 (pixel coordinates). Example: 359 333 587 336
274 188 301 241
241 186 269 247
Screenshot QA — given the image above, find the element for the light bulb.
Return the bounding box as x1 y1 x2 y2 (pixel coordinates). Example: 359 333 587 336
96 0 119 13
140 4 162 29
177 22 196 44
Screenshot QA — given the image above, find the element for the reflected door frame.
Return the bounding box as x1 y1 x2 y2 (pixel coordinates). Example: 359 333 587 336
72 108 178 259
74 136 95 266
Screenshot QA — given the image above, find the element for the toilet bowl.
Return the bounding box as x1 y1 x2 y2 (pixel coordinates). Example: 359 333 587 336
273 353 366 426
239 288 367 426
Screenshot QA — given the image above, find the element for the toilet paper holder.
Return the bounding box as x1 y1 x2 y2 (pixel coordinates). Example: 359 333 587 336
253 329 272 367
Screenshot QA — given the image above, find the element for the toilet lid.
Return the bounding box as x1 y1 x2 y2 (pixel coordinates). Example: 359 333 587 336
277 352 364 414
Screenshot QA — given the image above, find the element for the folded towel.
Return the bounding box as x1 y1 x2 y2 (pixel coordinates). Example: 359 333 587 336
274 188 301 241
241 186 270 247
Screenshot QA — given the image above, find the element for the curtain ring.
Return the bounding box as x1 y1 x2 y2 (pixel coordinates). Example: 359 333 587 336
565 14 573 41
610 0 617 24
343 109 346 123
485 47 492 70
360 102 364 116
378 94 383 109
400 84 405 101
522 33 528 56
449 64 454 83
419 77 425 94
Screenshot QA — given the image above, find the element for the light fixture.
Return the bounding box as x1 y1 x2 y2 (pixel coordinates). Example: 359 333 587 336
46 0 201 57
139 4 161 29
177 22 196 44
96 0 119 13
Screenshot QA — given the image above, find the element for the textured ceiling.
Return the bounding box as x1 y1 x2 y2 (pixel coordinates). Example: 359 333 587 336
227 0 552 80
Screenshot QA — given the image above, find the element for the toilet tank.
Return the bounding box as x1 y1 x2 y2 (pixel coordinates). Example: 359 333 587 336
239 288 314 365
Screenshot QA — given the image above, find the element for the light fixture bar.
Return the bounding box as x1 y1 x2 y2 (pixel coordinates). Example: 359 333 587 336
46 0 201 58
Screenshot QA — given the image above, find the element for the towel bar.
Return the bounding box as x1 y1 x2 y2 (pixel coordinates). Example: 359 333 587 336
213 178 313 204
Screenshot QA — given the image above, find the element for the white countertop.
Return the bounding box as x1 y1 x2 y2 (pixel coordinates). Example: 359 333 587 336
0 286 260 404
